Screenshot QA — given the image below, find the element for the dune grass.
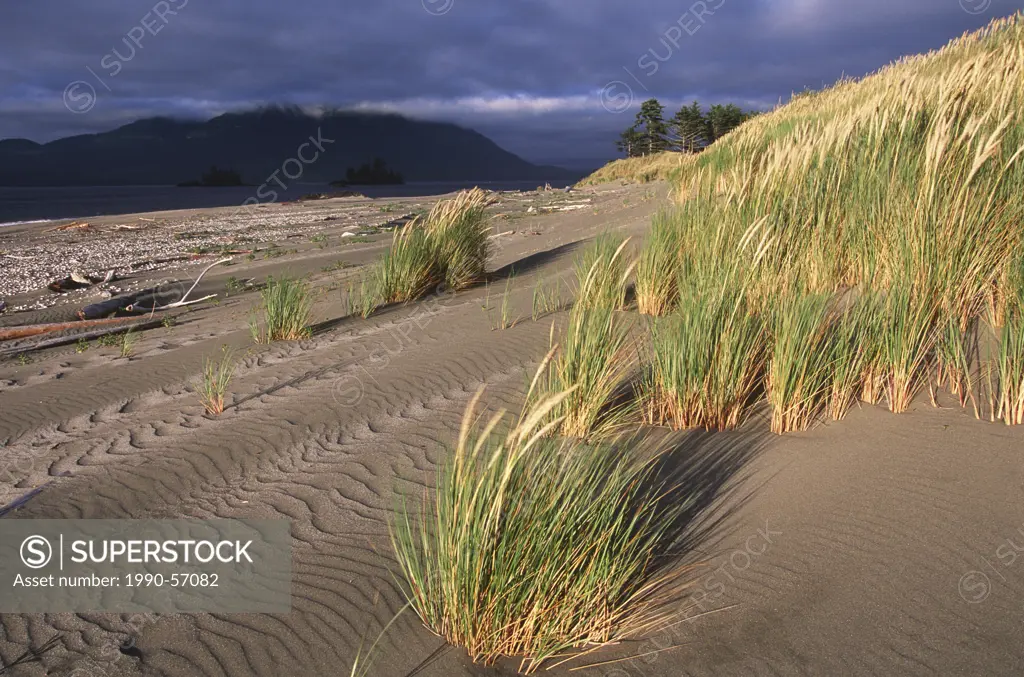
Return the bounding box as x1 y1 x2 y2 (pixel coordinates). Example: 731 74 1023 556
196 346 236 415
635 212 681 316
997 309 1024 425
531 274 563 321
573 233 634 312
765 291 836 434
369 188 494 308
534 302 635 438
935 315 978 408
995 263 1024 424
643 282 766 431
391 385 692 673
579 14 1024 431
373 224 437 305
490 273 518 331
877 282 942 414
250 275 313 343
119 328 138 359
424 188 493 290
826 293 883 420
577 151 687 186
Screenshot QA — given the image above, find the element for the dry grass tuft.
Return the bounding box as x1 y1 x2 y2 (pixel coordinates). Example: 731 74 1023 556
391 381 695 673
196 346 236 415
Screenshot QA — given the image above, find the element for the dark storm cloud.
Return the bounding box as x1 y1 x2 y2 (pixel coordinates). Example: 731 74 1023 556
1 0 1021 165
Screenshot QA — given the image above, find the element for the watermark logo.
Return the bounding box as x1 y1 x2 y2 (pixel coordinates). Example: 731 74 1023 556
422 0 454 15
600 81 635 114
2 519 290 613
332 374 366 408
63 81 97 114
960 0 992 14
20 536 52 569
958 571 991 604
956 524 1024 605
597 0 728 115
61 0 188 114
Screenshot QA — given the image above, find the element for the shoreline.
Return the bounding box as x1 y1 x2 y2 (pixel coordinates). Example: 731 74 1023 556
0 183 601 312
0 178 584 226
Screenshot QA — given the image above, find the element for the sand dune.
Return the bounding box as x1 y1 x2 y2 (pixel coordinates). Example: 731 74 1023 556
1 183 1022 676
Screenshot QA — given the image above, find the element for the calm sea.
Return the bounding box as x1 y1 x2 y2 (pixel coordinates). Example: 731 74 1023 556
0 179 579 225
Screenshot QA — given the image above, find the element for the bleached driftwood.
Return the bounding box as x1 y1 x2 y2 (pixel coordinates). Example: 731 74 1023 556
125 257 230 313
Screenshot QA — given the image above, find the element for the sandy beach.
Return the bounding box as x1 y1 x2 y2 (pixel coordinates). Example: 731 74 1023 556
0 180 1020 676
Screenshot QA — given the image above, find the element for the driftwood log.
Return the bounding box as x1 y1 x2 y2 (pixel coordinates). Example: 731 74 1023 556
0 318 165 358
0 316 142 342
77 291 148 319
79 257 230 319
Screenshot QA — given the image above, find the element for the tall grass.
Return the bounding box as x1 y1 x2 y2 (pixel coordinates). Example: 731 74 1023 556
119 328 139 359
250 275 313 343
490 273 518 331
827 293 883 420
573 233 634 312
535 304 635 438
589 14 1024 426
369 188 494 308
996 263 1024 424
765 292 835 434
391 385 692 673
531 275 563 320
373 224 437 305
878 282 941 413
635 213 681 316
643 283 766 431
424 188 493 290
935 316 978 408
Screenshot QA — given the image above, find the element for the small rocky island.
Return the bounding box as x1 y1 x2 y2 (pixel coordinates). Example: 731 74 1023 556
178 166 247 187
331 158 404 186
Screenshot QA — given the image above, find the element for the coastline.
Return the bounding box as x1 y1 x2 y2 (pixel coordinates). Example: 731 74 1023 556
0 178 583 226
0 182 598 312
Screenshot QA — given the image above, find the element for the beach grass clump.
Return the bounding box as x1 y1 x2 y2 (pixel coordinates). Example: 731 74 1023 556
249 275 314 343
391 387 691 673
369 188 494 308
826 293 883 420
353 277 381 319
491 273 518 331
995 264 1024 424
635 212 681 316
996 310 1024 424
373 224 438 305
643 283 766 431
878 282 941 413
422 188 493 290
119 328 138 359
935 315 978 408
573 233 634 311
196 346 236 415
531 275 563 320
535 304 635 438
765 291 836 434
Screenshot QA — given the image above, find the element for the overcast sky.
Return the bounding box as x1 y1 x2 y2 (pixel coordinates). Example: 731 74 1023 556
2 0 1021 167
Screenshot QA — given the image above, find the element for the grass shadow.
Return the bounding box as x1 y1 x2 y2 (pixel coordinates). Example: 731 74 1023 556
489 241 582 282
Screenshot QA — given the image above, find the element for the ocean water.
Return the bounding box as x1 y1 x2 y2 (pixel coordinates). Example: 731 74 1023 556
0 179 579 225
